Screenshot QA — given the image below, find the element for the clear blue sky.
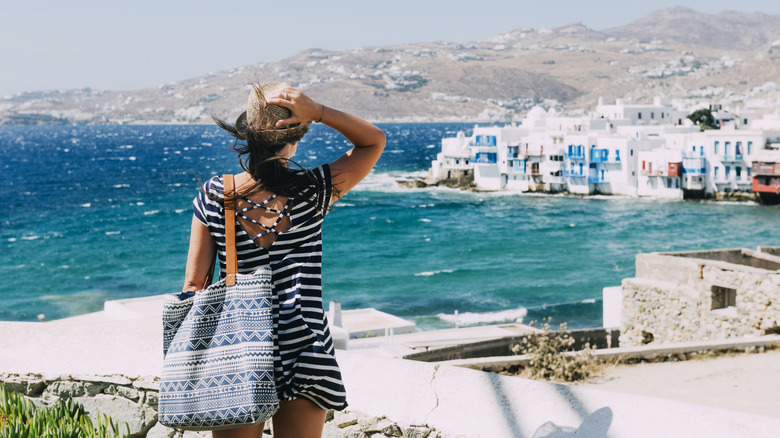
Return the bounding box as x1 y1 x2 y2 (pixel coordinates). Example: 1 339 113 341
2 0 779 96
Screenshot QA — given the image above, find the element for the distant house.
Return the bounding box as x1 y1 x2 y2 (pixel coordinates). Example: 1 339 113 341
604 247 780 347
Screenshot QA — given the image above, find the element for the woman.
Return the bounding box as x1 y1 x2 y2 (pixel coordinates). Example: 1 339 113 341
182 82 385 438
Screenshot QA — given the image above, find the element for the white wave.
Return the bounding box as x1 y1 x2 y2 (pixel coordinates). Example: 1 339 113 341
174 209 185 214
7 238 16 242
80 203 91 208
437 307 528 326
414 269 455 276
136 202 144 206
105 231 121 235
113 184 130 188
144 210 160 216
128 156 136 161
419 218 431 223
21 235 40 241
581 298 596 304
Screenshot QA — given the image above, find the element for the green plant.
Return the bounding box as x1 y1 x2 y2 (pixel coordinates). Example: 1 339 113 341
0 384 130 438
514 319 597 382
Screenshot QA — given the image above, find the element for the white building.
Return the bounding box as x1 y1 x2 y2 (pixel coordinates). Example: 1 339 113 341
429 98 780 199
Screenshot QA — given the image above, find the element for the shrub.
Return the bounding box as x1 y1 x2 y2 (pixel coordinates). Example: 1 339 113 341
514 319 597 382
0 384 130 438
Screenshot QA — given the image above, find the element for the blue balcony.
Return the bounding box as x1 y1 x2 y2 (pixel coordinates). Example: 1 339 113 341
472 152 497 164
471 135 497 147
507 160 526 173
722 153 743 162
564 169 584 177
590 149 609 163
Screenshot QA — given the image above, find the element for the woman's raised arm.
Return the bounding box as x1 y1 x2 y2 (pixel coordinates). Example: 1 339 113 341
266 87 386 202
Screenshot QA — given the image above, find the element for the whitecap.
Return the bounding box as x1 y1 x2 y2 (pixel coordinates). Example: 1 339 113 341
414 269 455 277
81 203 91 208
7 238 16 242
113 184 130 188
136 202 144 206
174 209 185 214
581 298 596 304
144 210 160 216
128 156 136 161
21 235 40 241
437 307 528 326
105 231 121 235
419 218 431 223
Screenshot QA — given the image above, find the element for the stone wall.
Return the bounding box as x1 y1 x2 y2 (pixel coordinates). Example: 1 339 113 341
620 252 780 346
0 373 442 438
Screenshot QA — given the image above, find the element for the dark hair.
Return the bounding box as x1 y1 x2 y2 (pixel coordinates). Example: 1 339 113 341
210 84 337 213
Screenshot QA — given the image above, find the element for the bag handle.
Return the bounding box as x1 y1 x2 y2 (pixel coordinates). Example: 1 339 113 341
224 174 237 286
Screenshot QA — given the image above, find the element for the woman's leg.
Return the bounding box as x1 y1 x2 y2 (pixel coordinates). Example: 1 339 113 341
211 422 265 438
271 398 327 438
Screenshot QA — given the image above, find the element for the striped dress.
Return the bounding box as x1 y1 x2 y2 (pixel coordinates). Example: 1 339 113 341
192 164 347 411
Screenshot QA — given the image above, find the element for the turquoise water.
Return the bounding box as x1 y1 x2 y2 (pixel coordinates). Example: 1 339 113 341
2 124 778 328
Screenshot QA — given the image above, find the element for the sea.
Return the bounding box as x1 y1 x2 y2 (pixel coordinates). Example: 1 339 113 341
2 124 779 330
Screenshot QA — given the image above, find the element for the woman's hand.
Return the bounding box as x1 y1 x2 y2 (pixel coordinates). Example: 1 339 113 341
265 87 325 127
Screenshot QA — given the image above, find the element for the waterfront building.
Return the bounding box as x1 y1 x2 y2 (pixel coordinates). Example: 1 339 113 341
751 150 780 205
699 127 764 196
637 148 683 199
430 130 473 180
429 97 780 200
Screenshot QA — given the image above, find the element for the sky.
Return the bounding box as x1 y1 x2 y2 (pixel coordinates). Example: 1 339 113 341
2 0 780 97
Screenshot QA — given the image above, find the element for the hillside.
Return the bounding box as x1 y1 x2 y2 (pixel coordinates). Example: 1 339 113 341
2 7 780 125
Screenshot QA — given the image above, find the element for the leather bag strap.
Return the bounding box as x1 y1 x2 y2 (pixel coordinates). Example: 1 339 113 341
224 174 237 286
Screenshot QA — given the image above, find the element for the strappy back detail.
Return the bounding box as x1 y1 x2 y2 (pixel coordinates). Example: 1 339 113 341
236 194 291 240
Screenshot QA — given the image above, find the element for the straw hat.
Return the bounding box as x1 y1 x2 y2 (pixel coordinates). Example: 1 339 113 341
235 82 311 144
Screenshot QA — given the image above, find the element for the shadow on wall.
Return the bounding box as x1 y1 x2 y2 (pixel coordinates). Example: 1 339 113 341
532 407 613 438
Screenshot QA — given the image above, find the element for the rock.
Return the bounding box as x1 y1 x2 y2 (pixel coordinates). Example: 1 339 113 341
72 374 133 386
84 382 108 396
133 376 160 391
145 390 159 406
117 385 140 401
75 394 157 438
146 422 177 438
48 381 85 398
403 425 433 438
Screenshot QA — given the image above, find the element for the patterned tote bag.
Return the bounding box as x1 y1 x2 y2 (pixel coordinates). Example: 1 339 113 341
159 174 279 431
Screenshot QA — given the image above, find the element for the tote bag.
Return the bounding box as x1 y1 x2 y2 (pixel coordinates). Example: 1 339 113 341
159 174 279 431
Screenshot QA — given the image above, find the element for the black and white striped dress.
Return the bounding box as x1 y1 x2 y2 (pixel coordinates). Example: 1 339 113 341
192 164 347 411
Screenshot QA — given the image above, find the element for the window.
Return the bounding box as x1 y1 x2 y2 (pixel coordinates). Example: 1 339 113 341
725 166 731 178
747 168 751 177
651 112 655 119
693 146 696 152
615 150 621 161
714 166 719 179
638 112 642 119
725 142 731 157
748 141 753 154
736 167 742 179
714 141 719 155
601 169 605 180
743 118 748 125
630 149 634 156
711 285 737 310
661 113 665 119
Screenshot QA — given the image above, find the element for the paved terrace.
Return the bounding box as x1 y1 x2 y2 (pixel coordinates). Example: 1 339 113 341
1 295 779 437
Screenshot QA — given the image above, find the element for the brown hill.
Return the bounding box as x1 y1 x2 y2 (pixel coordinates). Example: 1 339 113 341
2 7 779 125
